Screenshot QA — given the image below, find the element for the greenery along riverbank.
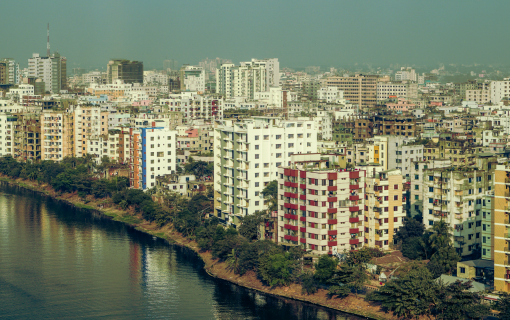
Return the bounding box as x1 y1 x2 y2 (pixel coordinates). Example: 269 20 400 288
2 155 510 320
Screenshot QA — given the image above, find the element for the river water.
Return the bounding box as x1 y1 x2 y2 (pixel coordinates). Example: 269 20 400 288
0 184 365 320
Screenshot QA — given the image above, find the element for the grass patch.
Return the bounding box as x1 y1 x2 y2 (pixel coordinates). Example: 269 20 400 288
118 215 142 225
74 203 95 210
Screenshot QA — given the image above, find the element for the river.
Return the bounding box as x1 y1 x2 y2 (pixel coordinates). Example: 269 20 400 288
0 184 366 320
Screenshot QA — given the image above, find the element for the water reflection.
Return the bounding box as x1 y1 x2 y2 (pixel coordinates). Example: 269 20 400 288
0 183 366 320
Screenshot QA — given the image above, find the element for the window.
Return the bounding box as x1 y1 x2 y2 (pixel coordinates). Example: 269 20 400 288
429 187 433 192
460 267 465 274
276 144 281 149
255 145 259 150
263 135 269 140
255 201 259 206
255 173 259 177
394 184 398 190
288 134 294 139
276 153 282 158
264 163 269 168
394 195 398 200
255 154 259 159
254 135 259 140
288 143 294 148
276 135 281 140
255 182 259 187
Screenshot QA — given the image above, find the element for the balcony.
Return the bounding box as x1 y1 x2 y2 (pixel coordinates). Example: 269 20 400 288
300 238 306 244
300 194 306 200
349 195 360 201
327 186 337 191
328 241 337 247
327 219 338 224
284 235 298 242
349 228 359 234
300 216 306 222
284 213 298 220
300 184 306 189
300 227 306 233
349 206 359 212
349 238 360 245
328 197 337 202
327 208 337 214
350 184 359 190
328 230 337 235
349 171 360 179
284 224 298 231
349 217 360 223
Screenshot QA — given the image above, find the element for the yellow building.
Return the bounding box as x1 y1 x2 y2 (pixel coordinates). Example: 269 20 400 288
494 165 510 292
40 110 74 161
364 167 405 250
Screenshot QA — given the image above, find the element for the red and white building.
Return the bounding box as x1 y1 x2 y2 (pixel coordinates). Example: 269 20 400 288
277 154 365 255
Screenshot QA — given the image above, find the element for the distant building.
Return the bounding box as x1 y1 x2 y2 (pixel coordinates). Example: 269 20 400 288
180 66 205 92
27 52 67 93
107 59 143 84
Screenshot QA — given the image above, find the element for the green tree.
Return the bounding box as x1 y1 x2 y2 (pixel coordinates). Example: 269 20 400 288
314 254 338 283
429 219 453 249
258 248 299 287
395 218 425 243
261 180 278 213
238 211 264 241
225 248 241 274
401 237 428 260
427 246 461 278
495 293 510 320
300 272 318 295
435 280 490 320
370 263 439 319
328 264 368 297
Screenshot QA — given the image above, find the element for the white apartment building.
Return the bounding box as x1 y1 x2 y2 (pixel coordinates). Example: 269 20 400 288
129 127 177 190
82 71 105 85
181 66 205 92
0 114 15 156
216 58 280 99
410 159 451 218
254 87 287 109
7 85 34 100
395 67 416 82
490 79 510 104
213 117 318 226
144 71 168 86
28 53 52 92
376 82 417 101
159 92 223 122
317 87 344 103
422 167 490 257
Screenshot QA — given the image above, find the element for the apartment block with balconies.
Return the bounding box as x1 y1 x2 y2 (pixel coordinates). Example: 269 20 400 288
277 154 365 254
213 118 317 227
493 165 510 292
364 168 405 250
422 167 489 258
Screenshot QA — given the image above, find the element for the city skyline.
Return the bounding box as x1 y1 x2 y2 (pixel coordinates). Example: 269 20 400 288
2 0 510 70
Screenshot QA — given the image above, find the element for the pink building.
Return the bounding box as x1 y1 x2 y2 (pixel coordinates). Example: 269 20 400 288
386 98 416 112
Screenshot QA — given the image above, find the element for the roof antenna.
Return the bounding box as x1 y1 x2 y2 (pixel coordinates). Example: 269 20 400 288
47 23 50 57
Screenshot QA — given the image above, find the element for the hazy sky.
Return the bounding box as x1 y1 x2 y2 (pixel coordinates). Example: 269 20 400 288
2 0 509 70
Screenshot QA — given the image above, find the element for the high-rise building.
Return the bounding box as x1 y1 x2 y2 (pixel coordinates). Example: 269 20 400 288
213 117 317 226
323 74 386 110
277 154 365 254
179 66 205 92
27 52 67 93
493 164 510 292
128 127 177 190
0 61 8 84
364 166 405 250
107 59 143 84
0 58 20 84
395 67 416 82
216 58 279 99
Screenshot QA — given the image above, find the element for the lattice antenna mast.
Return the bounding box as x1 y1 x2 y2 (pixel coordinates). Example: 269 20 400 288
47 23 50 57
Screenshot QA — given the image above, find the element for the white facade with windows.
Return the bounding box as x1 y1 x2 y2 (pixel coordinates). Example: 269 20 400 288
490 79 510 104
213 117 317 226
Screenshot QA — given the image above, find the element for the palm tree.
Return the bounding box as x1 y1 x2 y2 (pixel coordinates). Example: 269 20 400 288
226 249 241 274
429 219 452 249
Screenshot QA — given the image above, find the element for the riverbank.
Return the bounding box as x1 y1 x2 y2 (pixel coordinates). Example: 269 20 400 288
0 176 393 320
